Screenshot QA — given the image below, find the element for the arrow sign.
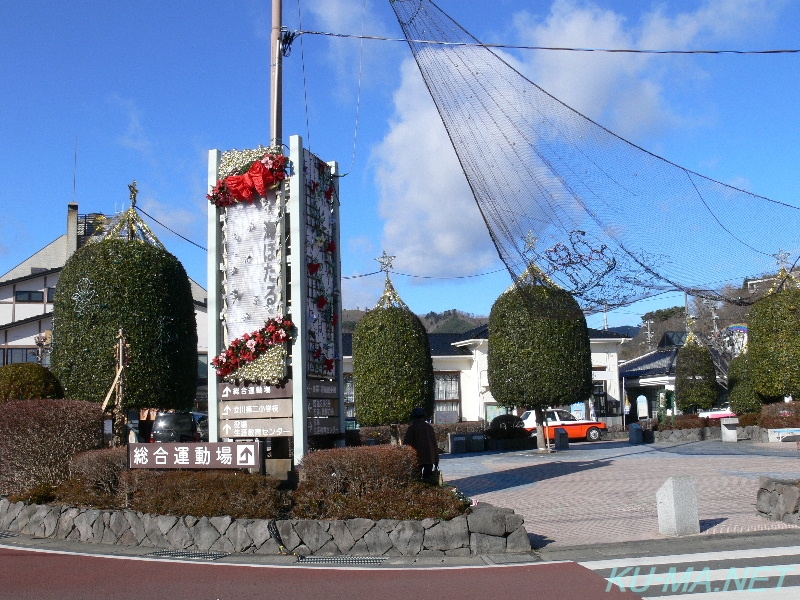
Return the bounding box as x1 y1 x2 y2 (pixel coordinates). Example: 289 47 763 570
222 423 232 435
237 444 256 466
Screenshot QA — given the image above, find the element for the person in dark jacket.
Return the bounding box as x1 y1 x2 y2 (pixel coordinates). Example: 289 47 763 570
403 407 439 482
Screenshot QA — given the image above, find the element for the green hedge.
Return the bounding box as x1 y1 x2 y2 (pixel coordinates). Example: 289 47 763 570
0 399 103 495
51 239 197 410
0 363 63 401
352 305 434 426
292 446 467 520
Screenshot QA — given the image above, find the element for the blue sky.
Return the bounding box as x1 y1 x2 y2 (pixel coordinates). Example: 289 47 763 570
2 0 799 329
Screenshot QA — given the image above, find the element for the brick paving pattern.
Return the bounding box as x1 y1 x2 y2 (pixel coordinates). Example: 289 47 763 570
442 440 800 548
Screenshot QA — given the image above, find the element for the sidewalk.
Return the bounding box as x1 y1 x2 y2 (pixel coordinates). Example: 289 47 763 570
442 439 800 550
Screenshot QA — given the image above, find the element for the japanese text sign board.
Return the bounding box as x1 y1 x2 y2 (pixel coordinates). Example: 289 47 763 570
218 381 293 400
128 443 260 470
307 380 338 398
220 398 292 419
219 417 293 438
307 397 338 418
308 417 341 436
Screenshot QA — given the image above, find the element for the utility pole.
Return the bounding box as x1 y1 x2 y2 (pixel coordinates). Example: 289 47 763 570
270 0 283 148
645 319 654 349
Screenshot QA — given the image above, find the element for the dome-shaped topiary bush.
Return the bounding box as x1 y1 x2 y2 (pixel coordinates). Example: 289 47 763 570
51 238 198 410
0 363 64 402
488 281 592 411
352 305 434 427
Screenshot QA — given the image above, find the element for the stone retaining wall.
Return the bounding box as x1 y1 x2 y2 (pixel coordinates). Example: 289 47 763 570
652 425 766 443
0 498 530 556
757 477 800 525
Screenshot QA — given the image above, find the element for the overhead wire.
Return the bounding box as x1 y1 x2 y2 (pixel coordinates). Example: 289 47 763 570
286 30 800 56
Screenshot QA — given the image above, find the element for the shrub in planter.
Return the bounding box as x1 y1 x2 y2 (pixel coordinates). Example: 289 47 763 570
485 414 529 439
68 446 128 496
120 470 282 519
760 401 800 429
0 363 64 401
293 445 467 520
0 399 103 495
738 412 760 427
656 414 709 431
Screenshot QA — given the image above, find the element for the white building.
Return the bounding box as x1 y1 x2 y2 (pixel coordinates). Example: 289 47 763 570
0 203 209 407
342 325 628 426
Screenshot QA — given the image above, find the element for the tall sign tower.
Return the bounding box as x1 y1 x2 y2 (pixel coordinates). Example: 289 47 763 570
206 1 343 475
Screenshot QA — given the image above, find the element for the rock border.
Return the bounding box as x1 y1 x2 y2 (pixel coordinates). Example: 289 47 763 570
757 477 800 525
0 498 530 556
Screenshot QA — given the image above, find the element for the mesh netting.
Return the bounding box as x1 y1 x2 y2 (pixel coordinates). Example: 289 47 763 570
390 0 800 313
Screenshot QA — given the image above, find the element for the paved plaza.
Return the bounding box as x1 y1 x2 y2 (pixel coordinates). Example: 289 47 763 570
442 439 800 549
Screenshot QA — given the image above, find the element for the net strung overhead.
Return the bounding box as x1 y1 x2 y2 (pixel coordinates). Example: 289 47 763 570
389 0 800 313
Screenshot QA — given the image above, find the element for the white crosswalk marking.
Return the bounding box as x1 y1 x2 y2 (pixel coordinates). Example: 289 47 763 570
579 545 800 599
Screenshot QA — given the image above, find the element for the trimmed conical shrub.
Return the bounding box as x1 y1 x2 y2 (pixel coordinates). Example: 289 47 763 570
675 335 718 411
352 297 434 427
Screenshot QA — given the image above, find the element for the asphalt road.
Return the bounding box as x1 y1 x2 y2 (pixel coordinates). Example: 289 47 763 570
0 546 640 600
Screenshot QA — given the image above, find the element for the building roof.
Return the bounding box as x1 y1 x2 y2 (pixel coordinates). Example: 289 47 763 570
619 348 679 378
0 267 62 288
342 323 630 358
0 311 53 333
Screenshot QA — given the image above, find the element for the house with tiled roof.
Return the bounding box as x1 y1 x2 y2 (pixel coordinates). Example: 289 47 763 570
0 203 209 409
342 324 629 427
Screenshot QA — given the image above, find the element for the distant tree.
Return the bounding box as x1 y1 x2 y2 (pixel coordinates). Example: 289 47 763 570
749 286 800 401
675 335 718 411
488 277 591 449
727 352 760 414
352 284 434 430
642 306 686 323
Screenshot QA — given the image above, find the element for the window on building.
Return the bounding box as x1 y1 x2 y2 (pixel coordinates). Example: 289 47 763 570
343 374 355 419
592 380 614 416
434 372 460 414
47 287 56 302
8 348 38 364
197 353 208 384
15 290 44 303
0 350 4 367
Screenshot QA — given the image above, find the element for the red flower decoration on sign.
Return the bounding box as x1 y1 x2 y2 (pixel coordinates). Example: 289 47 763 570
308 262 322 275
316 295 328 310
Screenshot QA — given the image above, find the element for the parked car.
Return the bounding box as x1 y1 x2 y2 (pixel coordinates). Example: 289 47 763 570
698 404 735 419
520 408 607 441
149 412 200 443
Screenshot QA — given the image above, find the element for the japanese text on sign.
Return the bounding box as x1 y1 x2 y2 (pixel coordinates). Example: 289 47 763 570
128 443 260 469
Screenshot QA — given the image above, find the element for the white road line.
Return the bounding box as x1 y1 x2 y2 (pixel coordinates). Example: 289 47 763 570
647 586 800 600
578 545 800 570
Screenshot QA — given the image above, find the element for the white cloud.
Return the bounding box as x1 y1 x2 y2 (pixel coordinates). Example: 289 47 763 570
509 0 786 139
372 59 499 278
109 94 152 154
